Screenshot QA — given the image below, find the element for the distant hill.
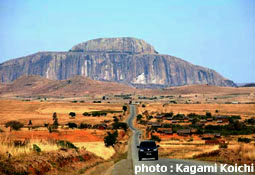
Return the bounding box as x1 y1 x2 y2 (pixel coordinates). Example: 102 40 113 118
0 75 137 97
241 83 255 87
0 37 236 88
0 76 253 98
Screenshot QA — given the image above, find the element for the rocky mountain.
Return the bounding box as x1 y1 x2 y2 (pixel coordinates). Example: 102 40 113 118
0 37 236 88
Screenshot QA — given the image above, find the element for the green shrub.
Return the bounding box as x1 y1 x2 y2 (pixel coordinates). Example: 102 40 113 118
57 140 78 150
83 112 91 116
206 112 212 118
122 105 128 112
79 123 90 129
67 122 77 129
136 114 143 121
5 121 24 131
219 142 228 149
150 135 161 142
69 112 76 118
104 131 118 147
112 122 128 131
33 144 41 153
238 137 251 143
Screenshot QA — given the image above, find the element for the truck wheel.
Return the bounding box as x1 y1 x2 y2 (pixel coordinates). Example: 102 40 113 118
155 155 158 160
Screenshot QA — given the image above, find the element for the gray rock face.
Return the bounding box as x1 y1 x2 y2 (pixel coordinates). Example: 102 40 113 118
0 37 236 87
71 37 157 54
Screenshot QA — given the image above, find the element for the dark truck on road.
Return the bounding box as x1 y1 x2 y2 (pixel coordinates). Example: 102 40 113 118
137 140 159 161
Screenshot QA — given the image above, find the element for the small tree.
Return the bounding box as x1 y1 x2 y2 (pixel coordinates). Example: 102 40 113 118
104 131 118 147
150 134 161 142
136 114 143 121
53 112 57 120
113 116 119 123
122 105 127 113
52 112 59 129
67 122 77 129
69 112 76 118
33 144 41 153
5 121 24 131
28 120 32 130
206 112 212 118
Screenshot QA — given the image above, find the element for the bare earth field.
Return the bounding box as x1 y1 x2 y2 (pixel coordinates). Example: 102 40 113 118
0 99 123 126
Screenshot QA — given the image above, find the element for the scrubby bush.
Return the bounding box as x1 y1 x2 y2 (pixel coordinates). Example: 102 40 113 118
57 140 78 150
5 121 24 131
83 112 91 116
112 122 128 131
238 137 251 143
164 112 174 118
219 142 228 149
104 131 118 147
122 105 128 112
247 118 255 124
69 112 76 118
67 122 77 129
206 112 212 118
113 116 119 123
150 135 161 142
136 114 143 121
79 123 90 129
33 144 41 153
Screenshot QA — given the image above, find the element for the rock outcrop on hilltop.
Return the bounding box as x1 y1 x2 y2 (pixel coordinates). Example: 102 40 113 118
0 37 236 88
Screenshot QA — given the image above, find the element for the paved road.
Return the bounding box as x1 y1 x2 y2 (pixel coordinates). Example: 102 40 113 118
127 105 249 175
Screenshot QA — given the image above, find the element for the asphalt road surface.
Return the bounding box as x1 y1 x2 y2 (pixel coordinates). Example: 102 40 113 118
127 105 249 175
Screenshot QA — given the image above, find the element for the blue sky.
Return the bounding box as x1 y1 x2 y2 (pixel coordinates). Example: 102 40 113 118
0 0 254 83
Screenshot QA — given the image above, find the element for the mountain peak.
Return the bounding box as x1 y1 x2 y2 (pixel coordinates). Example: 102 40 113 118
70 37 158 54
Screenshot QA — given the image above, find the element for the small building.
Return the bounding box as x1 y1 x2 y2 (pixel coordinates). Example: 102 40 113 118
190 128 198 134
171 120 178 124
214 133 221 138
147 122 154 126
202 133 215 140
217 120 223 123
166 117 173 120
155 115 164 119
200 119 207 124
216 116 229 123
157 128 173 135
151 123 162 127
177 129 191 136
94 124 107 130
205 140 225 145
207 118 213 122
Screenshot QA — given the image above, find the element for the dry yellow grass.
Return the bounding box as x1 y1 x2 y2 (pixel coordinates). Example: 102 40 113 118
159 140 219 159
0 99 123 125
230 144 255 161
75 142 115 160
0 139 58 156
0 136 114 160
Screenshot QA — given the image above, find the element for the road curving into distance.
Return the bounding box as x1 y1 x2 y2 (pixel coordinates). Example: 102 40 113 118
127 105 249 175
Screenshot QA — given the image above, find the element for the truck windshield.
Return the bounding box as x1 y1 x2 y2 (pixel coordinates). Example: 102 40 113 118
140 142 156 148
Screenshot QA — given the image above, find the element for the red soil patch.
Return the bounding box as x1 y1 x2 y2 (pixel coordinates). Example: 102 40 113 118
7 130 103 142
154 133 201 140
